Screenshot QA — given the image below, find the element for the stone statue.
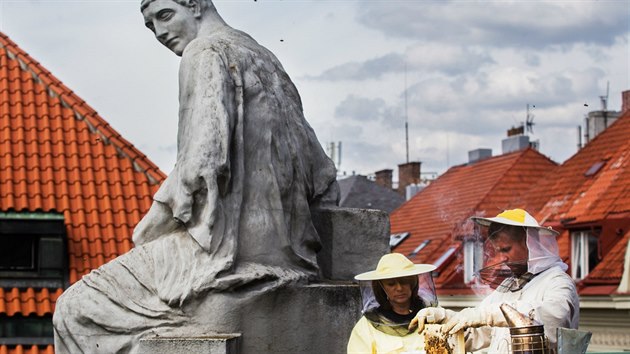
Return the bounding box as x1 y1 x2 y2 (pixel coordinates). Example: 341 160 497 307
52 0 340 352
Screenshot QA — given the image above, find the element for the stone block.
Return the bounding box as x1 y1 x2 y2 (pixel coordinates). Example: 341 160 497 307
312 207 390 280
137 335 240 354
188 282 363 354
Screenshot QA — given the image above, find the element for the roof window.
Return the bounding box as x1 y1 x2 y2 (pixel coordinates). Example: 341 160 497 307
433 246 457 269
408 240 431 257
390 232 410 248
584 160 606 177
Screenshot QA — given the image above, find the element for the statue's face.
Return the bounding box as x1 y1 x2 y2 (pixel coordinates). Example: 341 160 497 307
142 0 198 56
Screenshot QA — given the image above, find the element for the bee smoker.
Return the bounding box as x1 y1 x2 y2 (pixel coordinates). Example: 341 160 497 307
500 303 549 354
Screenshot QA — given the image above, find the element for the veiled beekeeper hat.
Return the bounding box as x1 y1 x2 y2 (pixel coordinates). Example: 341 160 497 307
471 208 559 237
355 253 436 281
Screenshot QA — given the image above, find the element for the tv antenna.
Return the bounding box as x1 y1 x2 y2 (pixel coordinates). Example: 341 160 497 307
525 104 535 135
600 81 610 128
599 81 610 111
404 62 409 163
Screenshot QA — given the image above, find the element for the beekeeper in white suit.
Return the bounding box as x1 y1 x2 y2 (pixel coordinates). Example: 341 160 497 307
410 209 579 354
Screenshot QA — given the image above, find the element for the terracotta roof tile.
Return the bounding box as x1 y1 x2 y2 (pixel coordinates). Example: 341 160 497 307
584 228 630 283
0 345 54 354
530 112 630 224
0 288 62 317
393 110 630 294
391 148 558 287
0 32 165 287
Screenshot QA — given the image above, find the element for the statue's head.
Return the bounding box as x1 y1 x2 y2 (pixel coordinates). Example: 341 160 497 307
141 0 217 56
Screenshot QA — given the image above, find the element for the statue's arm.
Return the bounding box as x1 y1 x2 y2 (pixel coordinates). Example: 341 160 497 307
170 44 236 239
133 43 236 248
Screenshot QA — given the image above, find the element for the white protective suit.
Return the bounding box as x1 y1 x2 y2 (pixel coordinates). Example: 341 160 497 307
465 265 579 353
348 316 424 354
465 227 580 353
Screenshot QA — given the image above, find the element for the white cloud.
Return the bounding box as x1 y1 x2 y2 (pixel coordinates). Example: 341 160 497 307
1 0 627 180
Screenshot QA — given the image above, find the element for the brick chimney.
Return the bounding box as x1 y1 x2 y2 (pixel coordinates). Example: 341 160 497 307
397 162 421 196
374 169 393 190
622 90 630 114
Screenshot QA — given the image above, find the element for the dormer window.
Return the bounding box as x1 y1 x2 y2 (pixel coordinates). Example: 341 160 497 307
463 240 484 283
570 230 599 280
0 212 67 289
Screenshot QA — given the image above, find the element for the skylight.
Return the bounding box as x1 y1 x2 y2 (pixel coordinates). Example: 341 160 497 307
584 160 606 177
408 240 431 257
390 232 410 248
433 246 457 269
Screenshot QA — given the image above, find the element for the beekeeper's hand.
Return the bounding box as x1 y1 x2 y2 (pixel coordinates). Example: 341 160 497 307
442 306 508 334
409 307 456 333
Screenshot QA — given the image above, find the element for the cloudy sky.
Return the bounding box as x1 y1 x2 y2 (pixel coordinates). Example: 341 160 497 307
1 0 628 181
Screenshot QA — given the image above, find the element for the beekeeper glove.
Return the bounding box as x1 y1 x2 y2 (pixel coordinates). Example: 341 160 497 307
442 305 508 334
409 307 456 333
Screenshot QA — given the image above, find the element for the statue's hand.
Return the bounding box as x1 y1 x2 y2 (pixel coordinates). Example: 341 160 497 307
132 201 182 246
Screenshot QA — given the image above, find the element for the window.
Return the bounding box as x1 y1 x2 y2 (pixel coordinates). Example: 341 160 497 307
0 235 37 270
0 212 67 288
390 232 410 249
408 240 431 258
0 315 54 345
571 231 599 280
584 160 606 177
433 247 457 269
463 240 484 283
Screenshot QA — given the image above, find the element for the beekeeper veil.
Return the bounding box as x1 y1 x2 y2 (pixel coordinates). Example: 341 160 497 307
354 253 437 335
471 209 566 292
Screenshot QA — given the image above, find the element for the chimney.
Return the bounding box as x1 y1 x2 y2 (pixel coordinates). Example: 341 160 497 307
468 148 492 163
622 90 630 114
374 169 393 190
398 162 421 197
502 135 530 154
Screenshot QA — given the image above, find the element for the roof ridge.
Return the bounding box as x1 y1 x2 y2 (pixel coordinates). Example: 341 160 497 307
0 32 165 184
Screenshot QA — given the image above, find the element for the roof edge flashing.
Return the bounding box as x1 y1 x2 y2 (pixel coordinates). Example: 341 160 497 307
0 211 64 221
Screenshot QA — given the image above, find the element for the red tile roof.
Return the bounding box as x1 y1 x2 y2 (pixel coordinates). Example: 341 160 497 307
0 32 164 285
525 111 630 289
0 288 62 316
390 148 558 288
528 110 630 226
0 346 54 354
392 106 630 295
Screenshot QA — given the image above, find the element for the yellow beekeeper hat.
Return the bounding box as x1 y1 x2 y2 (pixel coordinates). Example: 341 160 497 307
470 208 559 236
354 253 436 281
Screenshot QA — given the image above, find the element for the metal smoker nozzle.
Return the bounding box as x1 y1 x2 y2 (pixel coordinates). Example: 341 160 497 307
500 303 535 327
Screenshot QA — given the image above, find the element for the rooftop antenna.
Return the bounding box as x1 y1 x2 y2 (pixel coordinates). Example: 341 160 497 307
404 62 409 163
526 104 535 135
600 81 610 128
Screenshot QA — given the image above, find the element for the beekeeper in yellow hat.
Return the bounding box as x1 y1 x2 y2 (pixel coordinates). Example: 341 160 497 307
347 253 437 354
411 209 579 354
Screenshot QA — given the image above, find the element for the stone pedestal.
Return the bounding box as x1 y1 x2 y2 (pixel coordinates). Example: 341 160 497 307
135 207 388 353
312 206 390 280
167 282 362 354
138 335 240 354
